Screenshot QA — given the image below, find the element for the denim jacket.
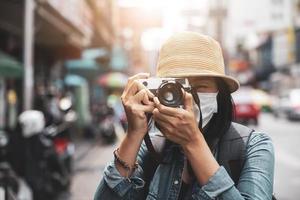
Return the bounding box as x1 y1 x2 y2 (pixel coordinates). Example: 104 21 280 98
94 131 274 200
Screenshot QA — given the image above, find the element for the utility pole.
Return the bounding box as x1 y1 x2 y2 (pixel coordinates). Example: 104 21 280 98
23 0 35 110
209 0 227 46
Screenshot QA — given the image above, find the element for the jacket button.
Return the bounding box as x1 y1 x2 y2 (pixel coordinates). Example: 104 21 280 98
174 180 179 185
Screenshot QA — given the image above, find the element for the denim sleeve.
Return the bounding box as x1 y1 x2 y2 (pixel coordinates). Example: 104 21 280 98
192 132 275 200
94 142 150 200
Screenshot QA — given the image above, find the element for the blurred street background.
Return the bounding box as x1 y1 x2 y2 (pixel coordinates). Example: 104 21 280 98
0 0 300 200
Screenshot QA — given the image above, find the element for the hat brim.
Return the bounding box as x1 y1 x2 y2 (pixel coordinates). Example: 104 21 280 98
158 72 240 93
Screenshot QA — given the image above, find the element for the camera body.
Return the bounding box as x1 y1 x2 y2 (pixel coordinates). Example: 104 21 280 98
138 77 191 107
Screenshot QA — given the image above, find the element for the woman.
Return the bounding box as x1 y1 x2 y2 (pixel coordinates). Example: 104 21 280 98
94 32 274 200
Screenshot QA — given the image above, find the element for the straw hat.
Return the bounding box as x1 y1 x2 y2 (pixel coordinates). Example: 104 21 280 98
156 32 239 93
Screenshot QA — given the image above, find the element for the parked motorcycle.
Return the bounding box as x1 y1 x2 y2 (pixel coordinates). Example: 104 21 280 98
99 116 116 144
18 110 71 200
96 103 117 144
0 130 32 200
44 96 76 174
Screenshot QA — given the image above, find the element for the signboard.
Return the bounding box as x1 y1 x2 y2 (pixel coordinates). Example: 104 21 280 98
272 29 295 68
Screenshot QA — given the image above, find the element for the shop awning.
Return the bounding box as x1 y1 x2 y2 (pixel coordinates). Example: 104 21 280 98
65 59 99 70
65 59 101 77
64 74 87 87
0 52 23 78
110 45 129 71
82 48 109 60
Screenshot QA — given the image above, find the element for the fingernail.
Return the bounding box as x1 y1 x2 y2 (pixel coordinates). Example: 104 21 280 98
154 97 159 104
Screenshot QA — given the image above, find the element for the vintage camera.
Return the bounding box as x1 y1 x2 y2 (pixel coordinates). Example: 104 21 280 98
138 77 191 107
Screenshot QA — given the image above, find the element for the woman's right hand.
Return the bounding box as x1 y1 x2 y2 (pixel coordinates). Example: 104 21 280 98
121 73 155 140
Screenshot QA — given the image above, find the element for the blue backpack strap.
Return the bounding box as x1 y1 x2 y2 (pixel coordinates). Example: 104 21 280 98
217 122 254 184
218 122 277 199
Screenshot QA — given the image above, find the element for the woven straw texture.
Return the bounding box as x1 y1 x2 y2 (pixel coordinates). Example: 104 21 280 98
156 32 239 93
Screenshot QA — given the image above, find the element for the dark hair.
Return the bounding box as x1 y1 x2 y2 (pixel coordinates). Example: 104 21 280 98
202 78 235 150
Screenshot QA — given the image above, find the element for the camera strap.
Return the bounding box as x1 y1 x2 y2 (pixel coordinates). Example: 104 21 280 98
144 114 164 164
190 88 203 132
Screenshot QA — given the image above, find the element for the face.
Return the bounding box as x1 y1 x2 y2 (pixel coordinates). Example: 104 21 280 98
188 77 218 93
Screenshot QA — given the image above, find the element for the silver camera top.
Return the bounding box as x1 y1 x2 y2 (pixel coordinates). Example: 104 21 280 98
138 77 191 107
138 77 190 90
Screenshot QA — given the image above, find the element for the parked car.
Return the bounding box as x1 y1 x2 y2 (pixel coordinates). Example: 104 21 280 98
232 87 261 125
273 88 300 120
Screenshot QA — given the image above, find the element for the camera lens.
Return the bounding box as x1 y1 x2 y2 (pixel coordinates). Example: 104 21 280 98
157 82 183 107
163 91 174 101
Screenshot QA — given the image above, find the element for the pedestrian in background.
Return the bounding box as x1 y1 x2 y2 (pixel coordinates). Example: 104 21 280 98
94 32 275 199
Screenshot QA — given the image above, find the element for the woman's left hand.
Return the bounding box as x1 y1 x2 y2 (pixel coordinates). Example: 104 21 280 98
152 91 202 147
153 91 220 185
